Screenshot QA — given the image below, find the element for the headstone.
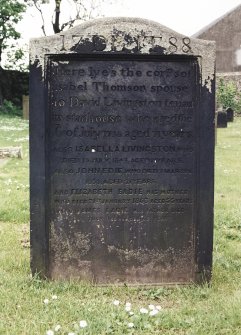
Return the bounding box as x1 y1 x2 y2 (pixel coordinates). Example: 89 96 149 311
217 110 227 128
226 107 234 122
30 18 216 285
22 95 29 120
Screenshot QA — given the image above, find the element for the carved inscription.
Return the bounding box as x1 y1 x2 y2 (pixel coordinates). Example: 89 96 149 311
47 57 198 269
60 34 192 54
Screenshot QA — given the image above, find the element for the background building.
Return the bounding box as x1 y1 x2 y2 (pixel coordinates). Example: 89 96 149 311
193 4 241 73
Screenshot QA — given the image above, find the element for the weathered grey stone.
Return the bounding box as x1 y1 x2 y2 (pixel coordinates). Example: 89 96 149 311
30 17 215 285
30 18 215 90
0 146 22 159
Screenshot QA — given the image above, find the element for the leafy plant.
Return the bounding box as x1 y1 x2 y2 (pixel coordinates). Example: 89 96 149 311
217 79 241 114
0 99 22 116
4 45 29 72
0 0 26 66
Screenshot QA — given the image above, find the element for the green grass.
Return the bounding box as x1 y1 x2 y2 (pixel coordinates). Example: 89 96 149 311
0 115 241 335
0 115 29 223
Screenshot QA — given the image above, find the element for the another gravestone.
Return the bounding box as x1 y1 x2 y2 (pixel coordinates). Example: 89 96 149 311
22 95 29 120
217 109 227 128
226 107 234 122
30 18 215 285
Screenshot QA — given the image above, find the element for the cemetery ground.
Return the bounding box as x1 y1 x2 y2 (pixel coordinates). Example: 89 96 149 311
0 114 241 335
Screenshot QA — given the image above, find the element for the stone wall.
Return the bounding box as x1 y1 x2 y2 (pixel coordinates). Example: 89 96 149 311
216 72 241 90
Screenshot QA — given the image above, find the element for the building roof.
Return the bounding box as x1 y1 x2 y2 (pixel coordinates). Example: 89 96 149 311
192 4 241 38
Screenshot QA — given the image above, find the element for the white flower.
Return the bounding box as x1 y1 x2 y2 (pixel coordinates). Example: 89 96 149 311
125 302 131 307
127 322 134 328
149 309 159 316
139 307 148 314
68 333 76 335
43 299 49 304
46 330 54 335
113 300 120 306
54 325 61 331
148 304 155 310
129 311 134 316
156 305 162 310
79 320 88 328
125 306 131 312
52 295 58 300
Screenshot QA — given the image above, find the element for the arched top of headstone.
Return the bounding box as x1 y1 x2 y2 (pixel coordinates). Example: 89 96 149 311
67 17 183 36
30 17 215 90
